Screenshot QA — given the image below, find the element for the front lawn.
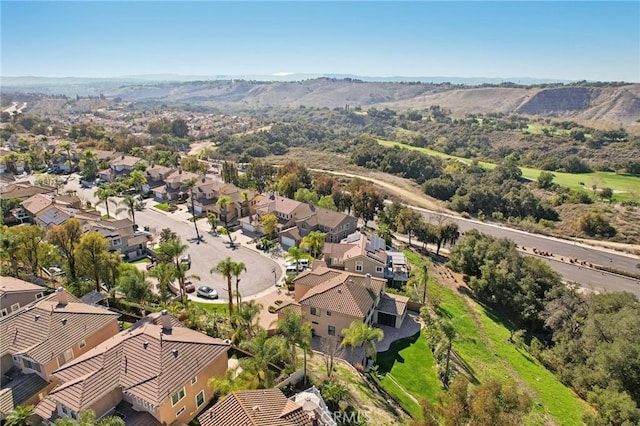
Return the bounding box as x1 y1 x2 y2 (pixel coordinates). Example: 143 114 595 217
192 301 229 315
154 202 170 211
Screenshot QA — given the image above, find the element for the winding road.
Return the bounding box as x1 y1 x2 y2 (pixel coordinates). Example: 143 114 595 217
313 168 640 296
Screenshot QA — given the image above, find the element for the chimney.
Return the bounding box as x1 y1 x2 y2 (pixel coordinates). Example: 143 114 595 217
365 273 372 290
56 287 68 306
161 309 172 332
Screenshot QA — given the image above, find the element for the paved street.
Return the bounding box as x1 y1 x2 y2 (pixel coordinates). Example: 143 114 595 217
64 176 284 303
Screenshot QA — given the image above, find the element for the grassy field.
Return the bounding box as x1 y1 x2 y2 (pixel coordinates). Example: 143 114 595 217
192 301 229 315
377 139 639 201
372 251 590 424
154 202 170 211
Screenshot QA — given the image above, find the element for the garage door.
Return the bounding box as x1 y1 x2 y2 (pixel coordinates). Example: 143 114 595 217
377 312 396 327
281 236 296 248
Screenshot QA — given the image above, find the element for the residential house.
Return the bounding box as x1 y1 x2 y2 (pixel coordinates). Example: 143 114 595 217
0 277 45 317
151 169 199 202
34 310 230 426
142 164 176 195
322 231 409 282
242 194 357 247
0 183 56 202
191 178 258 222
98 154 142 182
18 193 83 224
198 387 327 426
0 288 120 416
277 267 408 338
87 218 149 261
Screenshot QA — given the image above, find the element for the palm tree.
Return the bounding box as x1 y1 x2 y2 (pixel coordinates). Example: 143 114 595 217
79 149 98 181
94 184 116 218
300 230 326 259
5 404 34 426
207 212 219 234
231 261 247 306
116 194 137 225
59 140 73 171
231 300 263 344
148 262 175 304
286 246 310 273
239 331 289 388
340 321 384 366
272 309 314 382
216 195 234 247
419 263 429 304
127 169 147 194
439 319 457 387
159 238 188 300
212 257 235 315
182 177 201 243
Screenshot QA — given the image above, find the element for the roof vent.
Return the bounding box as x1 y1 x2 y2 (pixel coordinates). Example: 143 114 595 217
252 405 261 412
143 341 149 349
337 288 342 294
35 315 40 321
61 318 68 325
172 349 179 358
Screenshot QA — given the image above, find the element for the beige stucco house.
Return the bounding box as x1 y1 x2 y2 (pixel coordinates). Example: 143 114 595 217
277 267 408 338
34 310 230 426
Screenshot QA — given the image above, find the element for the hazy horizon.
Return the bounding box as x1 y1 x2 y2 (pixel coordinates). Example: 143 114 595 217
2 1 638 82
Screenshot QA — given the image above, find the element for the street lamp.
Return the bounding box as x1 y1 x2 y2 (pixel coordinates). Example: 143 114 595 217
272 267 277 286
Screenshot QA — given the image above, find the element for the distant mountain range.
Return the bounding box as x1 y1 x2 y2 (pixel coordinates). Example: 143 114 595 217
2 75 638 126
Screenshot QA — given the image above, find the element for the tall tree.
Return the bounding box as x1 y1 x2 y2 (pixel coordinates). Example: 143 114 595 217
216 195 234 247
76 232 109 292
301 230 326 259
395 207 423 246
48 218 82 281
182 178 201 243
147 261 175 304
260 213 278 238
437 221 460 255
340 321 384 366
232 300 263 343
13 225 45 277
207 212 219 234
117 265 152 310
238 331 288 388
213 257 235 315
158 237 189 300
127 169 147 194
286 246 309 273
79 149 98 182
116 194 137 225
221 161 238 185
231 261 247 306
94 184 116 218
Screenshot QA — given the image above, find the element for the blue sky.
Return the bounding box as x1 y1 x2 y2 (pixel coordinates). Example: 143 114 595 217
1 1 638 81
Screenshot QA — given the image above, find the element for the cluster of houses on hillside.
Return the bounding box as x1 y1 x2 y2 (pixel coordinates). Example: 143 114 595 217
0 279 341 425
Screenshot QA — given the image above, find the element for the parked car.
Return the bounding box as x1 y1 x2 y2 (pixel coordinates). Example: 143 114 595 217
185 281 195 293
180 253 191 269
197 286 218 299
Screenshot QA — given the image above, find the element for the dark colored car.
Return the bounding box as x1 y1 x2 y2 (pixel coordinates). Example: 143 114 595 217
185 281 195 293
197 286 218 299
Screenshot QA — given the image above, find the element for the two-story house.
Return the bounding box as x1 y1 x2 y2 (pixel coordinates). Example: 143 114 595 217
34 310 230 426
191 178 259 222
142 164 176 195
98 154 142 182
151 169 200 202
244 194 357 248
322 231 409 283
0 277 45 317
276 268 408 338
87 218 149 261
0 288 120 417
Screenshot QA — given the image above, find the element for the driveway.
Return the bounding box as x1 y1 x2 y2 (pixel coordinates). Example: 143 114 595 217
64 176 283 303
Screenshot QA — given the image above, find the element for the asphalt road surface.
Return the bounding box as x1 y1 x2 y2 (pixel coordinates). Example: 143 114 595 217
65 177 282 303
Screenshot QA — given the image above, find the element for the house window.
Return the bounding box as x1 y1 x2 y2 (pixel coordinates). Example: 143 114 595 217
176 406 185 417
79 340 86 349
111 238 122 247
191 376 197 385
36 292 44 299
327 311 331 316
22 358 41 372
196 390 205 408
57 348 74 367
10 303 20 312
310 307 319 316
376 266 384 273
171 387 186 406
312 321 319 325
355 262 363 272
328 326 336 336
1 309 7 317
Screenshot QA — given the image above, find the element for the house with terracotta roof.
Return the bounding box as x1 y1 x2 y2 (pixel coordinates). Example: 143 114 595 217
242 194 357 248
277 267 408 338
0 288 120 417
34 310 230 426
98 154 143 182
198 387 337 426
0 277 46 317
322 231 409 282
17 193 87 226
150 169 200 202
191 178 259 222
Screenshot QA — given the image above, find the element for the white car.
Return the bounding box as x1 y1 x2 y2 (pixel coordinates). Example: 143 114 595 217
196 286 218 299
